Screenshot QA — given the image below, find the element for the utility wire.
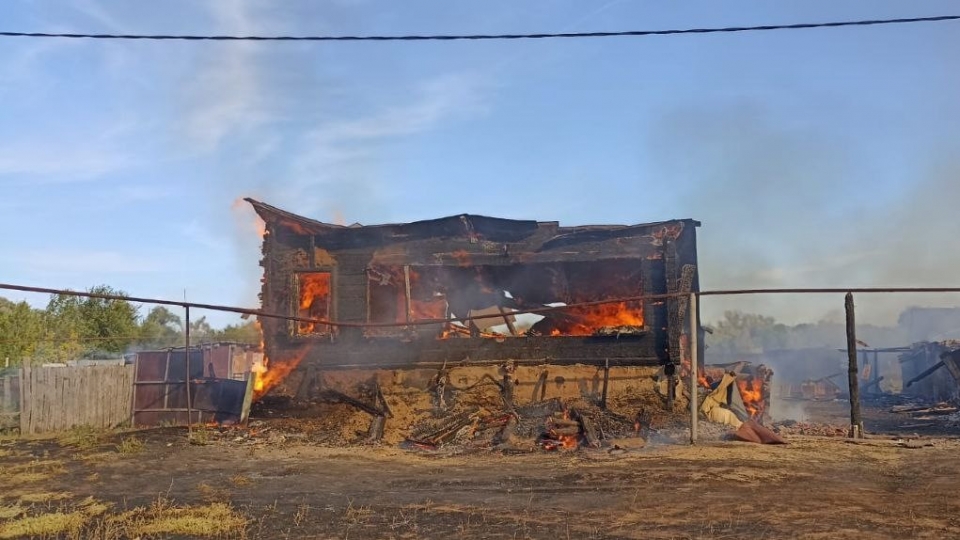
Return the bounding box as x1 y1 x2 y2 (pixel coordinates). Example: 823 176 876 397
1 15 958 42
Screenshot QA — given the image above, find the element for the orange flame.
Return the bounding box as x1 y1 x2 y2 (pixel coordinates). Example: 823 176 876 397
409 269 446 321
555 302 643 336
541 410 581 450
252 345 312 400
558 434 579 449
298 273 332 334
737 377 765 419
250 318 311 401
254 357 298 399
251 319 268 395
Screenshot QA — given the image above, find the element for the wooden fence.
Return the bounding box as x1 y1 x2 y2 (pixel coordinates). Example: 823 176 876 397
0 372 19 431
19 365 135 435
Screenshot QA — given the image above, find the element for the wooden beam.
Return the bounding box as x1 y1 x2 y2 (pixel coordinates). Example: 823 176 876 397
600 359 610 410
403 265 412 324
845 292 863 438
497 305 518 336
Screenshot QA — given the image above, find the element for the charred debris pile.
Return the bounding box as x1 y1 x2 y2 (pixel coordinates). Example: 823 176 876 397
245 362 694 453
226 356 786 452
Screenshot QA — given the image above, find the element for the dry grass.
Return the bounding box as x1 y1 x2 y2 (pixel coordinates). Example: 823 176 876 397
343 499 373 525
76 451 115 464
294 504 310 527
60 425 103 450
117 497 249 538
0 510 87 539
189 426 212 446
18 491 73 503
77 496 112 517
114 436 145 455
196 481 232 503
230 473 252 487
0 495 247 540
0 504 25 520
0 459 66 488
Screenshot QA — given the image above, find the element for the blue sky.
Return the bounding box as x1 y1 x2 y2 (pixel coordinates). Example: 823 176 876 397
2 1 959 326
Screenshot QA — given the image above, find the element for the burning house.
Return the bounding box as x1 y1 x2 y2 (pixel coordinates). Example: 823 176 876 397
246 199 703 405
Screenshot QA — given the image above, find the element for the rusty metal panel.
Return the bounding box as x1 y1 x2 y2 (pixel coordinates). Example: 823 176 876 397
205 346 232 379
165 350 204 382
133 346 254 427
135 351 169 382
133 383 167 411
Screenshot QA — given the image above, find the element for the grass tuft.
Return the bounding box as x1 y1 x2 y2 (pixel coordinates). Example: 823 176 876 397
344 499 373 525
230 474 252 487
18 491 72 504
0 505 25 520
121 498 248 537
196 482 231 503
115 436 145 455
189 426 211 446
61 425 103 450
0 511 86 539
0 460 66 488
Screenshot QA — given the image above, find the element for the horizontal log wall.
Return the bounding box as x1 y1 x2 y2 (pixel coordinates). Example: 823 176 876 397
281 335 660 370
19 365 135 435
261 218 698 371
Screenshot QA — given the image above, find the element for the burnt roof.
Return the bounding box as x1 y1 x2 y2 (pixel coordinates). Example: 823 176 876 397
245 198 700 242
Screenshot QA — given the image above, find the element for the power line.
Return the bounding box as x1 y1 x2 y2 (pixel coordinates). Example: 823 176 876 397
1 15 958 43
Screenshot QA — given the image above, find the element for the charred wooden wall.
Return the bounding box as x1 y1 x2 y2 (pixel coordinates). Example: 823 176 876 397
248 199 701 371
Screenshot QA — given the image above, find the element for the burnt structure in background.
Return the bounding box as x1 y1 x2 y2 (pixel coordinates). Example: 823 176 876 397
246 199 702 374
900 341 960 401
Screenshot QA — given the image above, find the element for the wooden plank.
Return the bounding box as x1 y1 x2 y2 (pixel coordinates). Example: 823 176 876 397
1 376 12 412
845 292 863 438
28 366 36 435
19 366 27 434
404 265 413 323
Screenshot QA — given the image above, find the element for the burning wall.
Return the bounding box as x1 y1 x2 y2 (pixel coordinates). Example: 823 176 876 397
245 198 701 398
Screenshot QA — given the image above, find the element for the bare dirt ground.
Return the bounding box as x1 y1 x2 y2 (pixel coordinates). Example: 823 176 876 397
3 400 960 539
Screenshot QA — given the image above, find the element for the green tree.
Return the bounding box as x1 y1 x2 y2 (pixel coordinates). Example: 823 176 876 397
0 299 45 367
210 320 259 344
79 285 140 354
138 306 184 349
39 286 140 360
43 292 86 361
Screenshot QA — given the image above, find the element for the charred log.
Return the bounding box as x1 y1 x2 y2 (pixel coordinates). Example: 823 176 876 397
367 415 386 443
318 389 385 418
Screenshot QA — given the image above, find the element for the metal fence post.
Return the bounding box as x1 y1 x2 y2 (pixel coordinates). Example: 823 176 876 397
185 305 192 437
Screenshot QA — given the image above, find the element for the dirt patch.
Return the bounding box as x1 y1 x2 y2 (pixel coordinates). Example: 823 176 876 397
2 422 960 539
5 380 960 538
